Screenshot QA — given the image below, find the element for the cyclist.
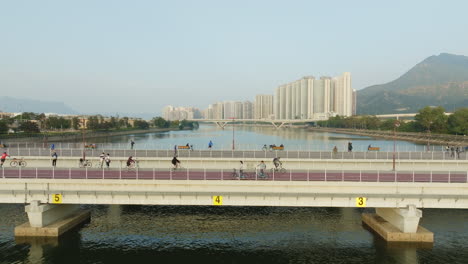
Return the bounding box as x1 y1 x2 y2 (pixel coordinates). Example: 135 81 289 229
0 152 9 168
126 156 135 168
238 161 245 178
273 157 282 171
262 144 268 151
171 156 181 169
256 160 267 178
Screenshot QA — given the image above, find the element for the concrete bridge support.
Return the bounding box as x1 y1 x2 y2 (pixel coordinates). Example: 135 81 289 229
15 201 90 237
362 205 433 243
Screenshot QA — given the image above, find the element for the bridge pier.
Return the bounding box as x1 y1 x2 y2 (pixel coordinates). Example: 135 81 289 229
362 205 433 243
15 201 90 237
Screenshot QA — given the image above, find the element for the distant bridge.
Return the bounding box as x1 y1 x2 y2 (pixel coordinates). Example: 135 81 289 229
189 112 453 128
187 118 326 128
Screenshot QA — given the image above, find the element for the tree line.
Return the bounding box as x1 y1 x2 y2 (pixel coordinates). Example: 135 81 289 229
0 113 198 134
316 107 468 135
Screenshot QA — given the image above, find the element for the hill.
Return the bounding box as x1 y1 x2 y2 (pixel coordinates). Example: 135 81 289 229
357 53 468 115
0 96 78 114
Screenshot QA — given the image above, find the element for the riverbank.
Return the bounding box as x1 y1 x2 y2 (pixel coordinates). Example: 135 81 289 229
0 127 177 144
309 127 468 146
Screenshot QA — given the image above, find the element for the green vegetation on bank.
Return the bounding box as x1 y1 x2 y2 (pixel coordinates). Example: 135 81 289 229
0 113 199 137
317 107 468 135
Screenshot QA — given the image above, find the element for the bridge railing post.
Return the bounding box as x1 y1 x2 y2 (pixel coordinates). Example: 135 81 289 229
359 170 362 182
325 169 327 181
449 171 451 183
221 168 223 180
69 168 71 179
307 169 309 181
204 168 206 180
170 168 172 180
85 167 88 179
187 167 189 180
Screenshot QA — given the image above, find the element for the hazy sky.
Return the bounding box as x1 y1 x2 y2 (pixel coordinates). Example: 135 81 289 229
1 0 468 115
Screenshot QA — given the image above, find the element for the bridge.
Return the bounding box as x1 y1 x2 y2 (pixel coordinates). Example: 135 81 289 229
2 149 467 243
187 118 325 128
187 112 453 128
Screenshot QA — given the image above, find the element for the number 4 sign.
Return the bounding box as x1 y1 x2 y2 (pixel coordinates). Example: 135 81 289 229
212 196 223 206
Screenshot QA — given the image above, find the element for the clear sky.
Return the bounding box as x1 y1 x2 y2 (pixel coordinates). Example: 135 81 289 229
1 0 468 115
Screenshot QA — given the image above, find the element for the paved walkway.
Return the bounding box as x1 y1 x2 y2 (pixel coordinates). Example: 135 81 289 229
1 168 466 183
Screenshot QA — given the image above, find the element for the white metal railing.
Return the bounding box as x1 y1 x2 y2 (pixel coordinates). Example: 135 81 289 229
1 148 467 161
1 167 467 183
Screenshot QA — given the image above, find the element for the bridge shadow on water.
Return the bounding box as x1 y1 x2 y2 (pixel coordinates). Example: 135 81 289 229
3 205 468 264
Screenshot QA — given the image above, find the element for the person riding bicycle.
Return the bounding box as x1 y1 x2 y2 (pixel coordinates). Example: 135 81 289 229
257 160 267 178
171 156 181 169
0 152 9 168
127 156 135 168
238 161 245 178
273 157 282 170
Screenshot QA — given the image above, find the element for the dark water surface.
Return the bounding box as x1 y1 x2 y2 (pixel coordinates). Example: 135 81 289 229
1 204 467 264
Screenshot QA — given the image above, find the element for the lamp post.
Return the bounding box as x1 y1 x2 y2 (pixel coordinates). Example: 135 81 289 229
81 118 86 160
393 120 400 171
426 121 433 152
230 117 235 150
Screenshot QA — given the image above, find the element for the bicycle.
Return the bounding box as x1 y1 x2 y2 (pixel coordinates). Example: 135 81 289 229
95 159 105 168
127 160 140 170
79 159 92 168
10 157 27 167
270 163 286 173
256 169 269 179
231 169 249 179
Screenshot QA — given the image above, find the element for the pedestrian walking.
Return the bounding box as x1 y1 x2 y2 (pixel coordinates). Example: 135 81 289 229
130 140 135 150
348 142 353 152
208 140 213 149
450 146 455 158
105 153 111 168
456 146 461 159
52 152 58 167
99 152 105 168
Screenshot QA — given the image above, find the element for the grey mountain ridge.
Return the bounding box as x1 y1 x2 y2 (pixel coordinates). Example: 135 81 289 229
357 53 468 115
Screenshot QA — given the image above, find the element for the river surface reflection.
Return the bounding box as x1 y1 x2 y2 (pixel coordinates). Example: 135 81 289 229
88 125 434 152
0 204 467 263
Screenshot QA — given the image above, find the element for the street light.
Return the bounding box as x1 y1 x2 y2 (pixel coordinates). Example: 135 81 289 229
393 120 400 171
230 117 235 150
426 121 433 152
81 118 87 160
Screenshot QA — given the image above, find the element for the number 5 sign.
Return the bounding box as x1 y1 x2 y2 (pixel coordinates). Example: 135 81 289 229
52 194 62 204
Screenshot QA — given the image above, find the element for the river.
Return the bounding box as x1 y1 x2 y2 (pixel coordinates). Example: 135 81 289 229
0 125 464 264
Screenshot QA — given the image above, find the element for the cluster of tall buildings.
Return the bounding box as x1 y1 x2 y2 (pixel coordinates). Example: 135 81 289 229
162 106 202 121
275 72 355 120
162 72 355 121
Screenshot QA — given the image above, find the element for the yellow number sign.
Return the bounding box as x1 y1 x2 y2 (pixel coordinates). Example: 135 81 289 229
356 197 366 207
52 194 62 204
213 196 223 206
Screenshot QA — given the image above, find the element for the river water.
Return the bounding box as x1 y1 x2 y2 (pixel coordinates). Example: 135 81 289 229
1 126 465 264
88 125 437 152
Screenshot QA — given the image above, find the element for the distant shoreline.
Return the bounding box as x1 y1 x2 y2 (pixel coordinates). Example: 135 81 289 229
309 127 467 146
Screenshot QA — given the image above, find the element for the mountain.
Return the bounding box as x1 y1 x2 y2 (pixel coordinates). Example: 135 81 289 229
357 53 468 115
0 96 78 114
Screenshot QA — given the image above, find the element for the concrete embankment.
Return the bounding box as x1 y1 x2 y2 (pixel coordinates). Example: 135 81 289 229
309 127 468 146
